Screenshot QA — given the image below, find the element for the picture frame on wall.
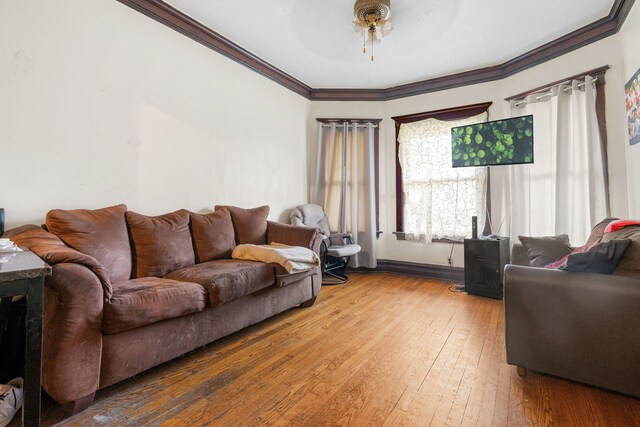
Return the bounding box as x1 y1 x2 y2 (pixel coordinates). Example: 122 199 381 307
626 68 640 145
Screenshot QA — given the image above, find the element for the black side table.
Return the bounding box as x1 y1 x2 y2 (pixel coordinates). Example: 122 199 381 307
464 237 510 300
0 250 51 427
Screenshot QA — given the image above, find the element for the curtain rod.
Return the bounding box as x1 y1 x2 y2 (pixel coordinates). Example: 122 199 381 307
511 78 597 107
320 123 379 128
505 65 609 102
316 118 382 124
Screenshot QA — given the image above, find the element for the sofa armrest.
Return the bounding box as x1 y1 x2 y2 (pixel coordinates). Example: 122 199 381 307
5 224 113 299
504 264 640 397
43 263 104 404
267 221 323 255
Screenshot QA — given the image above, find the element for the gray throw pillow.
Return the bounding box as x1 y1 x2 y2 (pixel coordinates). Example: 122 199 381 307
518 234 573 267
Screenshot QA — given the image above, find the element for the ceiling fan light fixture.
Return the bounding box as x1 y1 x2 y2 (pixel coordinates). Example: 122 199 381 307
353 0 393 61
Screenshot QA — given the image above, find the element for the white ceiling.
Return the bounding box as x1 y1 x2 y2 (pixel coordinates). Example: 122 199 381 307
165 0 614 89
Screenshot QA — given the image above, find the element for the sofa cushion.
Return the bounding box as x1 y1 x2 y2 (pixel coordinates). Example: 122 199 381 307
103 277 208 334
126 210 195 278
164 259 275 308
190 210 236 263
46 204 131 283
518 234 573 267
215 205 269 245
601 225 640 278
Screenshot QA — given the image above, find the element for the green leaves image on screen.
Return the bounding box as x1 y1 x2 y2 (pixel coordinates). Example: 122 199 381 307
451 115 533 167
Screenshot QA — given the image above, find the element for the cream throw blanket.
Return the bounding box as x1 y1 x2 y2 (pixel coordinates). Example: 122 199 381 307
232 242 319 273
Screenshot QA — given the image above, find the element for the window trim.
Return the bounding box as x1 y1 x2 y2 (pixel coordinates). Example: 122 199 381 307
316 118 383 237
392 102 493 235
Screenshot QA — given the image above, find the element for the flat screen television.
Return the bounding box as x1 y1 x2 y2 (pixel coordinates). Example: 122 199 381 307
451 115 534 167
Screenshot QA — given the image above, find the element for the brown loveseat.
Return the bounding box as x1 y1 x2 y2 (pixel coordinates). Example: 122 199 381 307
4 204 323 413
504 221 640 397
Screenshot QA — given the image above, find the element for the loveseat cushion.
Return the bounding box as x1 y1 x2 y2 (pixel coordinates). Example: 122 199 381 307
190 210 236 262
126 210 195 278
164 259 275 308
103 277 207 334
215 205 269 245
46 204 131 284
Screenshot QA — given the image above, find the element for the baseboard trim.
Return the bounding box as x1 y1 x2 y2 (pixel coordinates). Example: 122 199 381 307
351 259 464 283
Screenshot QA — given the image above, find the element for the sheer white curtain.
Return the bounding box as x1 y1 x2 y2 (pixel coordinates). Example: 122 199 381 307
501 76 606 245
398 112 488 242
310 122 377 268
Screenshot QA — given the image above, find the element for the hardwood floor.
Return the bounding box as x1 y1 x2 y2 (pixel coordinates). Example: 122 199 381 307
37 273 640 426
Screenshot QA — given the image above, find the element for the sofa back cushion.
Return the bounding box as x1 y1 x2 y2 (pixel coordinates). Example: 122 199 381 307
214 205 269 245
190 210 236 262
46 204 131 283
601 225 640 278
126 209 195 278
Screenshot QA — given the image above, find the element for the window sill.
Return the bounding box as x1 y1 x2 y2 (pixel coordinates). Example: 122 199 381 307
392 232 464 244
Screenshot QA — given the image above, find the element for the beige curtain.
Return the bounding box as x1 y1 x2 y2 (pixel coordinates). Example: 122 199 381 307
310 121 377 268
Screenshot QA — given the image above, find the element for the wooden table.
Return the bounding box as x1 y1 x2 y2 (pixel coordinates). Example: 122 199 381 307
0 250 51 427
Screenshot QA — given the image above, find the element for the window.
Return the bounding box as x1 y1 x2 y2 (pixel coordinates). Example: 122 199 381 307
393 103 492 242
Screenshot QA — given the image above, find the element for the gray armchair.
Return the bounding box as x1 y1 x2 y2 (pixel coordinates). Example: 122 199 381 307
290 204 361 285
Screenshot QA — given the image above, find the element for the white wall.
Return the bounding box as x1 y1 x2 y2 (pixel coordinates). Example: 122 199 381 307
311 19 635 267
0 0 311 229
620 4 640 216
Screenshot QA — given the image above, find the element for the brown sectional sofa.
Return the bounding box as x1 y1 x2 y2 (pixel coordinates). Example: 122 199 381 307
5 204 323 413
504 221 640 398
